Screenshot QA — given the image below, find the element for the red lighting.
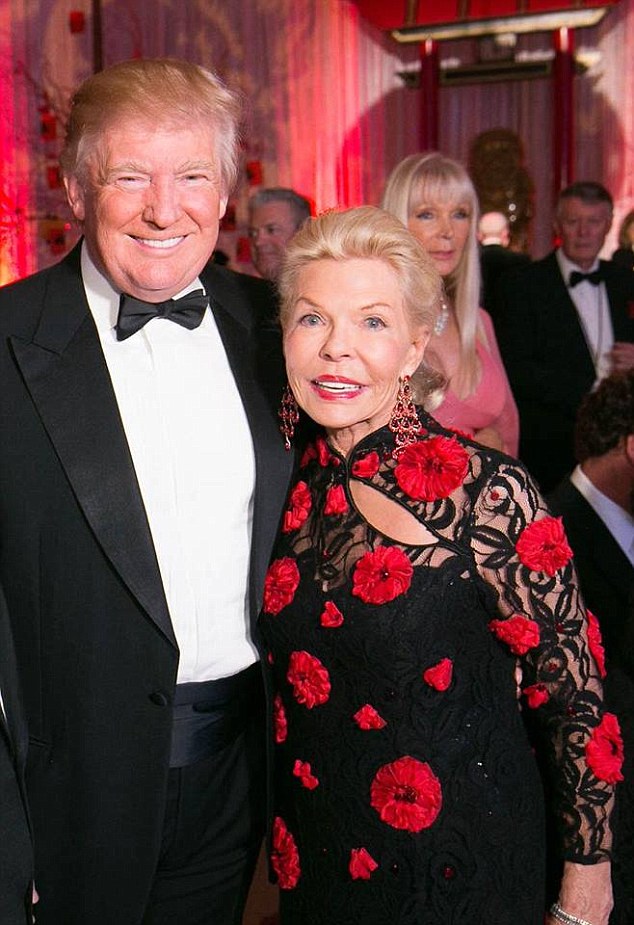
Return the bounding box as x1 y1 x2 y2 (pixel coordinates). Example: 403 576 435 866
69 11 86 33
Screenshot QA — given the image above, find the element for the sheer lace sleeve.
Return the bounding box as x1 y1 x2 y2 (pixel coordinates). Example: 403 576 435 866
468 457 620 862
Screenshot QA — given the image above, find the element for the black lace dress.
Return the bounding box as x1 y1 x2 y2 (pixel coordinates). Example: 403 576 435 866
258 413 619 925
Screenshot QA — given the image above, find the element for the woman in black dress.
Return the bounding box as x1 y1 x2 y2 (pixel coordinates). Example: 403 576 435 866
259 206 619 925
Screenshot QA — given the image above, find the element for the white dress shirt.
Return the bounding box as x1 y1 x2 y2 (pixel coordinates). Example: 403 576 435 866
81 245 257 683
571 465 634 566
557 249 614 382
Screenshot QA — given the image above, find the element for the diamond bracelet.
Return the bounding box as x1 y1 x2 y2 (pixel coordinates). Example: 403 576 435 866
550 902 595 925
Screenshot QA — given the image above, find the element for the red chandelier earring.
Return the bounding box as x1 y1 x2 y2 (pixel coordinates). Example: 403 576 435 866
279 383 300 451
389 375 422 457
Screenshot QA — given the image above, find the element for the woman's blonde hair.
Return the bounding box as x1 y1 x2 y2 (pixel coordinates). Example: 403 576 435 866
60 57 241 198
278 206 445 405
381 152 482 396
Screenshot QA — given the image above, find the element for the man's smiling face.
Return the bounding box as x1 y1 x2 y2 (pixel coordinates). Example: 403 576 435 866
65 117 227 301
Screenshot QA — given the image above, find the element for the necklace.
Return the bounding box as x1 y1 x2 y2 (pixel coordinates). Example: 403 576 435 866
434 298 450 336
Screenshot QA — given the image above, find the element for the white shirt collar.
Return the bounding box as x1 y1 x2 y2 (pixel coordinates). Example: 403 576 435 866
556 248 600 285
570 464 634 564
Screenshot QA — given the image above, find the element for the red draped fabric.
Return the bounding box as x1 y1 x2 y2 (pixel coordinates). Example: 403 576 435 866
0 0 632 279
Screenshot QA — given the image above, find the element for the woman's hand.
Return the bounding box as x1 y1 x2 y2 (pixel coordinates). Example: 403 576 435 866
546 860 613 925
473 426 503 451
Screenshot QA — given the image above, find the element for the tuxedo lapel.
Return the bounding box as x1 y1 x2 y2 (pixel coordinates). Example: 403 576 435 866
10 252 175 646
203 265 293 620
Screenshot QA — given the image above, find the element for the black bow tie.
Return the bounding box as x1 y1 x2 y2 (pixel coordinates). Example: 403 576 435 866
569 269 603 288
116 290 208 341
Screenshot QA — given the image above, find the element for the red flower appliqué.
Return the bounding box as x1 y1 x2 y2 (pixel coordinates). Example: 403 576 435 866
263 558 300 615
394 436 469 501
423 658 453 691
586 713 624 784
320 601 344 628
489 614 540 655
523 683 549 709
287 651 331 708
353 704 387 730
273 693 288 744
324 484 348 516
351 451 381 479
370 755 442 832
515 517 573 577
282 481 312 533
271 816 301 890
316 436 332 466
300 443 317 467
349 847 378 880
587 610 607 679
293 759 319 790
352 546 413 605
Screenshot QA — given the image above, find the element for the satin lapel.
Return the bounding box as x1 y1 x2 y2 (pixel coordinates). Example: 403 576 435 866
10 255 175 646
204 268 294 622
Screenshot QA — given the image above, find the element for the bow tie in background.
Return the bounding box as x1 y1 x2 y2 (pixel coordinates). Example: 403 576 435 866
116 289 208 341
569 269 603 288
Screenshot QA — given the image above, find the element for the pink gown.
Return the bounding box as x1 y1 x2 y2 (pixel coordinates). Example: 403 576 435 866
433 308 519 456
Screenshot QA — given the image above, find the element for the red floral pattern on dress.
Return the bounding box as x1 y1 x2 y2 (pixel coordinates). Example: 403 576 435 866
287 651 331 708
586 610 607 679
282 481 312 533
352 546 413 605
320 600 344 628
515 517 573 577
353 704 387 730
293 759 319 790
585 713 624 784
423 657 453 691
523 683 549 709
324 484 349 516
273 693 288 744
489 614 540 655
300 443 318 467
263 557 300 615
394 436 469 501
316 436 332 466
351 451 381 479
370 755 442 832
349 847 378 880
271 816 301 889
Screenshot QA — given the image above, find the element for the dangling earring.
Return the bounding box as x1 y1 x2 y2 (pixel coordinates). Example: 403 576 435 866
279 383 300 451
389 375 422 457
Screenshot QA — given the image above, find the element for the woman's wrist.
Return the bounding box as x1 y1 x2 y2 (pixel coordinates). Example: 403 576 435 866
550 902 595 925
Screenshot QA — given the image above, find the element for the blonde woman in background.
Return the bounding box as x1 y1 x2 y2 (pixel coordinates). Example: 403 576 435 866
382 152 519 456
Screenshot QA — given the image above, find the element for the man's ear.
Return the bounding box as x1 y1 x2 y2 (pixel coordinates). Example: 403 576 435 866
624 433 634 468
64 175 86 223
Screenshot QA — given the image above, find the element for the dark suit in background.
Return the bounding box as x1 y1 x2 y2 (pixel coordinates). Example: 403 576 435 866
494 252 634 491
0 588 33 925
479 242 530 322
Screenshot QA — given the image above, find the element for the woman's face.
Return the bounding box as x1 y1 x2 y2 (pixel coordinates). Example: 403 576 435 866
407 187 471 278
284 257 428 454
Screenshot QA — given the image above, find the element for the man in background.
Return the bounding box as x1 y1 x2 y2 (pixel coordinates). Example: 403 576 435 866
248 186 311 282
477 210 530 320
495 181 634 491
0 58 292 924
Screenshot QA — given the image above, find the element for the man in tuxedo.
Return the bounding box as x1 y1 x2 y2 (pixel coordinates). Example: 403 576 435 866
494 181 634 491
548 371 634 924
0 588 34 925
0 58 292 925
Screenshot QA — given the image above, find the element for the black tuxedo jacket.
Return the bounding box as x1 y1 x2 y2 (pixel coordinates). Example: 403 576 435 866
547 477 634 667
494 251 634 491
0 588 33 925
0 245 293 923
479 243 530 320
